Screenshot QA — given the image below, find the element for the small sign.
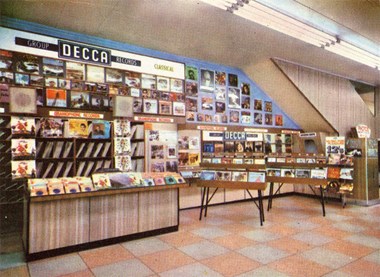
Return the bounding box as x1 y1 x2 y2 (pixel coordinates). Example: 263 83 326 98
197 125 227 131
282 130 300 134
224 131 246 141
244 128 268 133
133 116 173 123
299 132 317 138
355 124 371 138
49 111 104 119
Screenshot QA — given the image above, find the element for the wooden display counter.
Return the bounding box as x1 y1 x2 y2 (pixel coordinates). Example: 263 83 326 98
195 180 267 226
23 184 187 261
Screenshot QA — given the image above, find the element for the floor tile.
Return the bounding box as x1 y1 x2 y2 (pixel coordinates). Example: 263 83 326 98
237 244 290 264
241 229 282 242
340 259 380 277
178 241 228 260
159 262 223 277
79 244 134 268
91 259 154 277
202 252 260 277
0 265 29 277
269 255 331 277
202 217 234 226
242 218 275 229
190 226 230 239
157 231 203 248
344 234 380 249
219 223 255 234
324 239 375 258
28 254 87 277
235 266 290 277
265 224 299 236
285 220 319 231
301 247 354 269
212 234 257 250
363 228 380 239
332 222 367 233
324 213 353 222
363 250 380 264
121 237 172 256
0 252 26 270
312 225 351 240
323 271 355 277
291 231 334 246
139 249 194 273
267 237 313 254
62 269 95 277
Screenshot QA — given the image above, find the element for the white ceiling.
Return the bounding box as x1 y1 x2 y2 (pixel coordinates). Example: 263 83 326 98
1 0 379 86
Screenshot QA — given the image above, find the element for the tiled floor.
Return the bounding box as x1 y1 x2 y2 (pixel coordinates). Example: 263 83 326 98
1 195 380 276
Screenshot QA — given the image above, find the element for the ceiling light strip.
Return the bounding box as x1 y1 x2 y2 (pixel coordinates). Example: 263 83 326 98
245 2 336 43
234 9 327 47
200 0 230 10
325 46 379 69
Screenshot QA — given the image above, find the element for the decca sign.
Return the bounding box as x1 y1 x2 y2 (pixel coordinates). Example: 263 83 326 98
224 131 246 141
58 40 111 65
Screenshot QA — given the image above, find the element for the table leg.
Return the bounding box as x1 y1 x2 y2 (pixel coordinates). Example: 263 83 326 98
320 185 326 217
258 190 264 226
199 187 206 220
204 187 210 217
267 182 274 211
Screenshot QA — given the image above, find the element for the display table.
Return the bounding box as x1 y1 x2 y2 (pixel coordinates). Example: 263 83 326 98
195 180 267 226
266 176 327 216
23 184 187 261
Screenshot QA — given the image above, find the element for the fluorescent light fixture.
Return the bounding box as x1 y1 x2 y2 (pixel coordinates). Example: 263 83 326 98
200 0 380 70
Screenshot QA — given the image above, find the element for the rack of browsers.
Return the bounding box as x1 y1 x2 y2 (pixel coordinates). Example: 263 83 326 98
27 171 186 197
180 153 354 193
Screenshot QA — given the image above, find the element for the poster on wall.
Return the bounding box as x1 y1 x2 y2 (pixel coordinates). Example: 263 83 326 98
325 136 345 164
200 69 214 92
46 88 67 107
157 76 170 91
143 98 158 114
86 65 105 83
66 62 85 80
186 66 198 81
170 78 183 93
228 73 238 87
241 83 250 95
9 87 37 114
228 87 240 109
11 160 36 179
11 116 36 136
215 71 226 86
113 95 133 117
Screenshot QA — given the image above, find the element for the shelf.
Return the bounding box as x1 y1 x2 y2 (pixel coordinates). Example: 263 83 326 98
195 180 267 190
266 176 328 186
199 163 266 170
28 183 189 202
131 156 145 159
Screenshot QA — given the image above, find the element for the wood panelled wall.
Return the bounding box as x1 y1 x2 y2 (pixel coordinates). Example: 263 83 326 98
274 59 375 137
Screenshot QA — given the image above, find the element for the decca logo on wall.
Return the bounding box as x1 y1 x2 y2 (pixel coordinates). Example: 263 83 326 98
0 26 184 79
58 40 111 66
